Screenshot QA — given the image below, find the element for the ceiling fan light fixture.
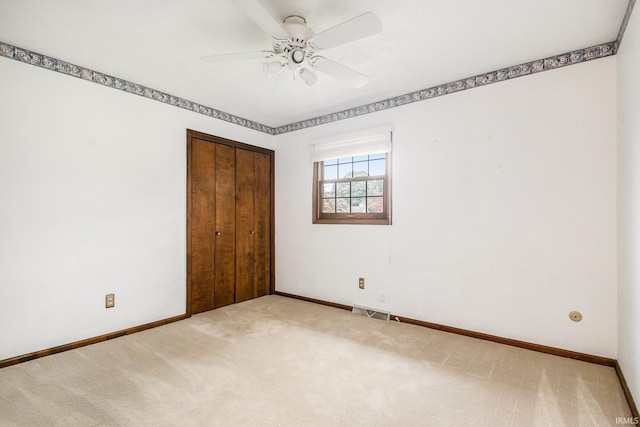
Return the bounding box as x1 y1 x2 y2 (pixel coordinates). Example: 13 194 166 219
299 68 317 86
263 61 283 75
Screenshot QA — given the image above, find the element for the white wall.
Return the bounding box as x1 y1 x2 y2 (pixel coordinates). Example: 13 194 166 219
618 9 640 405
0 48 620 363
275 57 618 358
0 58 274 361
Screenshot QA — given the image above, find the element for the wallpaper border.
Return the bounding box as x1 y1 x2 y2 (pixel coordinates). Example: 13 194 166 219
0 39 619 136
0 42 276 135
617 0 637 47
273 42 616 134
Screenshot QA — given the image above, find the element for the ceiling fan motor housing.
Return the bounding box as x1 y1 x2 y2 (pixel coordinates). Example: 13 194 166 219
282 15 313 44
278 15 315 70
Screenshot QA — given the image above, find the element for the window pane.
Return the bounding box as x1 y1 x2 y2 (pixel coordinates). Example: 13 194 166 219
369 159 386 176
322 183 335 197
336 182 350 197
322 199 336 213
353 155 368 162
324 159 338 166
369 153 385 160
336 198 350 213
323 165 337 180
353 161 368 177
338 163 353 179
338 157 353 164
351 198 365 212
351 181 366 197
367 197 384 213
367 180 384 196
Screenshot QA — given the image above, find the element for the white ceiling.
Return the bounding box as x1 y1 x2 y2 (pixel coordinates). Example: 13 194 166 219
0 0 629 128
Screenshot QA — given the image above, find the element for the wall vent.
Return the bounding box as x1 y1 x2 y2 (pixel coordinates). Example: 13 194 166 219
352 304 390 321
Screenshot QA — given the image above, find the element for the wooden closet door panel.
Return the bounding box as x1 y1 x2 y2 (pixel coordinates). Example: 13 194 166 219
190 139 216 314
214 144 236 308
235 149 255 303
253 152 271 298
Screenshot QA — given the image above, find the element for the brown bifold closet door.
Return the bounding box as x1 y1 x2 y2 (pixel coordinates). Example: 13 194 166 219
235 149 271 303
252 151 271 299
213 144 236 309
187 130 274 316
189 140 236 314
189 139 216 314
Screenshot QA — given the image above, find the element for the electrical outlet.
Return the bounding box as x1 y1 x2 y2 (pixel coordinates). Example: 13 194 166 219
105 293 115 309
569 311 582 322
359 277 365 289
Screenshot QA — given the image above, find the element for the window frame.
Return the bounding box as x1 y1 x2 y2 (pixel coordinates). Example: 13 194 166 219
312 152 392 225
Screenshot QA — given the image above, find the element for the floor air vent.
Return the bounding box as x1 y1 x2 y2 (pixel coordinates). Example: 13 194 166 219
352 304 390 321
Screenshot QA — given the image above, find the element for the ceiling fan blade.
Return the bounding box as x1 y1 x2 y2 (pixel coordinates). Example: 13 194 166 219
312 57 369 88
312 12 382 50
200 51 273 63
236 0 288 39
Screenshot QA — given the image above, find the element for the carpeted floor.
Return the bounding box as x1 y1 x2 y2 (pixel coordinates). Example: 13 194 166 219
0 295 633 426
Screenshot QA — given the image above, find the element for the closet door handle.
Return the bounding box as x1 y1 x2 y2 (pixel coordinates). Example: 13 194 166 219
250 230 255 235
215 231 221 236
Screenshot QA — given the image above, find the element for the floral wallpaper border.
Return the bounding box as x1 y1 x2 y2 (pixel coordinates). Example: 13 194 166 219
273 42 617 134
617 0 637 46
0 39 619 136
0 41 277 135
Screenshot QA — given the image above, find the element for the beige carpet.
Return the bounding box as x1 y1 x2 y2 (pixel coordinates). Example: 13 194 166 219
0 295 632 426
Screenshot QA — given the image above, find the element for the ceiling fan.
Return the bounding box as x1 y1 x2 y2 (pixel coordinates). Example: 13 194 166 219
200 0 382 88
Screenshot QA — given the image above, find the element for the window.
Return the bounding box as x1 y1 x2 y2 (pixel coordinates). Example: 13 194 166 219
311 129 392 225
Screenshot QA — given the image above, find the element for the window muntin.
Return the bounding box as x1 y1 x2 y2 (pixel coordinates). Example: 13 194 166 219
313 153 391 225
